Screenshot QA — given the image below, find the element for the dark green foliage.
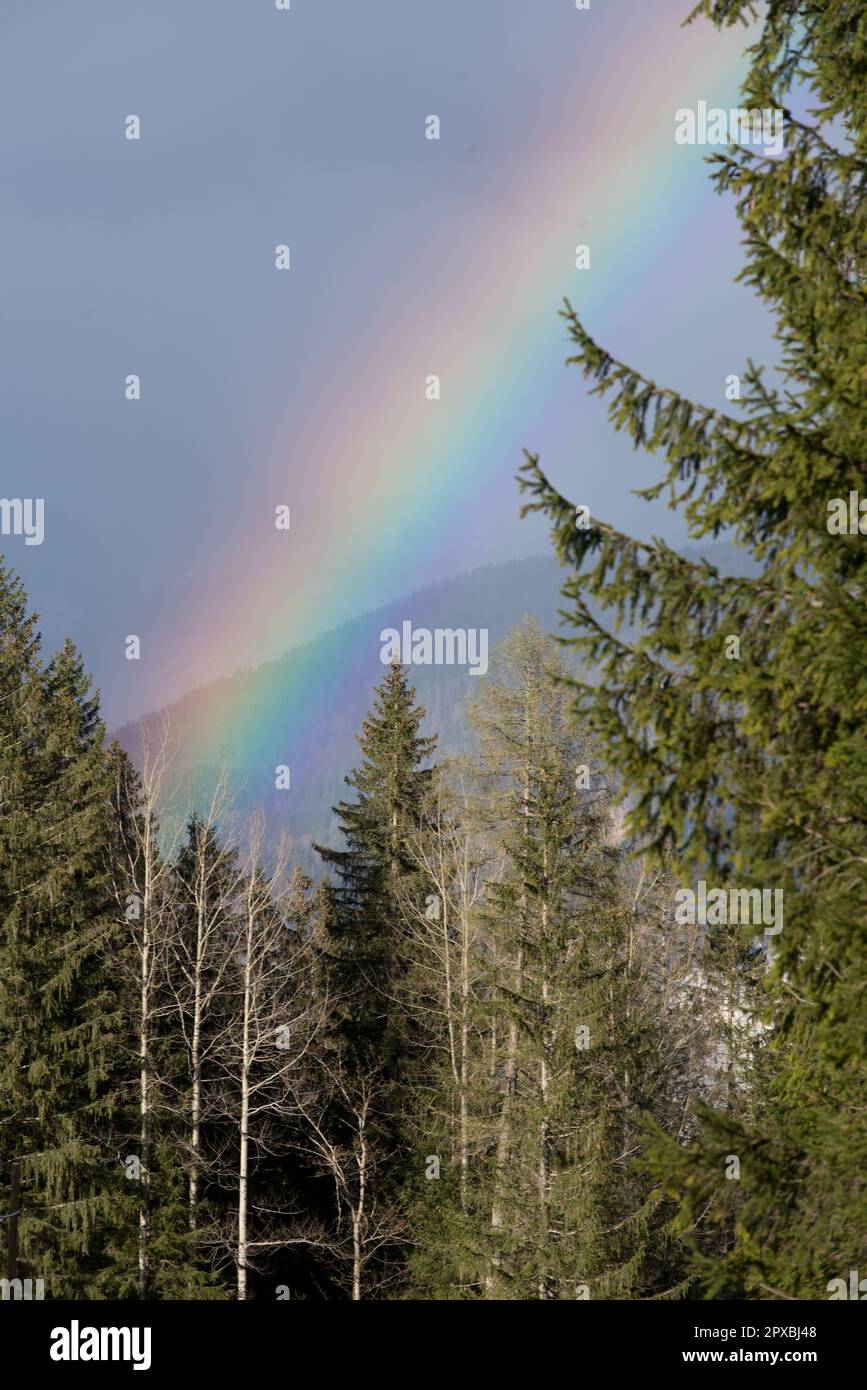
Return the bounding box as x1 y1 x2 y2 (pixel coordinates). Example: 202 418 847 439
0 548 793 1300
0 566 129 1296
519 0 867 1298
315 662 436 1069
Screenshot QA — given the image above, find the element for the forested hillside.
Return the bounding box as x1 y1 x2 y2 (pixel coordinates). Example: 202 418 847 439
114 548 752 874
0 568 762 1299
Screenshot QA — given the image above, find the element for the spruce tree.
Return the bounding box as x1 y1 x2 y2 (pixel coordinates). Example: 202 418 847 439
0 571 128 1297
312 664 435 1295
519 0 867 1297
315 662 436 1069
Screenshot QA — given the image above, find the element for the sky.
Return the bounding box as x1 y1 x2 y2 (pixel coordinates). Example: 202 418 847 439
1 0 778 727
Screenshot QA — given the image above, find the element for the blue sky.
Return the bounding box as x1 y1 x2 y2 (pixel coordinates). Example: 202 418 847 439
1 1 778 723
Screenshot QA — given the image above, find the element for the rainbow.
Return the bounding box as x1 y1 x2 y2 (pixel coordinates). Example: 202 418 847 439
145 7 752 791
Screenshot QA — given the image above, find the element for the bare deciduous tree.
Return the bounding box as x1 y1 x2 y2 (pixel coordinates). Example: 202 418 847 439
107 721 182 1299
292 1055 409 1301
165 774 243 1233
209 814 324 1300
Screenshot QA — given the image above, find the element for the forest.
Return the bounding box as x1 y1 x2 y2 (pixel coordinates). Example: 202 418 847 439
0 600 765 1300
2 0 866 1304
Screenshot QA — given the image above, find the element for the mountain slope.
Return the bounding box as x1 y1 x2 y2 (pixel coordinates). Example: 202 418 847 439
116 547 750 870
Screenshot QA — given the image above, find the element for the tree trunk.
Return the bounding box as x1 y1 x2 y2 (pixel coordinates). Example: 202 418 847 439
459 907 470 1212
489 681 532 1294
189 873 205 1232
489 943 523 1294
237 917 252 1301
352 1117 368 1301
138 820 153 1301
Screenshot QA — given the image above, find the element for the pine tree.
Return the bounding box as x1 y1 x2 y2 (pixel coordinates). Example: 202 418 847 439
0 568 128 1297
315 662 436 1069
519 0 867 1298
311 664 436 1295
